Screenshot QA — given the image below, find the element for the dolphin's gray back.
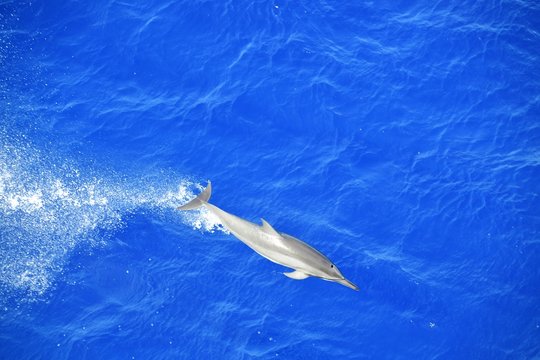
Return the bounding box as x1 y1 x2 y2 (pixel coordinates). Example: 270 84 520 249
279 233 333 269
205 203 333 274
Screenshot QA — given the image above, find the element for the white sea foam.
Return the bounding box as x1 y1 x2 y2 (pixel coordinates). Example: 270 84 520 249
0 136 225 302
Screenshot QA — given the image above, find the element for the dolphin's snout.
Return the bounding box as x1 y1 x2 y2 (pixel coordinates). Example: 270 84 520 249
336 278 359 291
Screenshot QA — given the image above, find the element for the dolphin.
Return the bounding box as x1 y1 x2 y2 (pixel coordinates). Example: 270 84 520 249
177 181 358 291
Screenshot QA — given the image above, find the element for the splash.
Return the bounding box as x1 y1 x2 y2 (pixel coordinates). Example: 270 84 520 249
0 135 225 303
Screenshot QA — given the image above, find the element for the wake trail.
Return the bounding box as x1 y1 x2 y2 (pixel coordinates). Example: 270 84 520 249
0 135 225 304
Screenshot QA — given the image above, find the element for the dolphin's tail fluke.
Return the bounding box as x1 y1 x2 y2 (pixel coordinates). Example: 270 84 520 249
177 181 212 210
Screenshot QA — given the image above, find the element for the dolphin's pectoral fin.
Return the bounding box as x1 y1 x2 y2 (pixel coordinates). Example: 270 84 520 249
261 218 280 237
283 270 310 280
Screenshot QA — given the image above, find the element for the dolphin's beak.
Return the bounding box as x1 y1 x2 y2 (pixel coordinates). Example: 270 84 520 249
335 278 359 291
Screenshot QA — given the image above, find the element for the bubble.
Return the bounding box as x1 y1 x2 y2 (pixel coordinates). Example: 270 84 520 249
0 133 226 305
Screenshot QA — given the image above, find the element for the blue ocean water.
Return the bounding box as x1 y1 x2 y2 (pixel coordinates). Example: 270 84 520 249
1 0 539 358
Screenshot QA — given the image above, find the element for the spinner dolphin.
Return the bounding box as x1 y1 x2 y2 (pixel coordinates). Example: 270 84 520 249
178 181 358 291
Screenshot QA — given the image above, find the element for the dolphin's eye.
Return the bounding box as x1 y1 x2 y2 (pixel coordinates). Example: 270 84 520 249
331 264 334 268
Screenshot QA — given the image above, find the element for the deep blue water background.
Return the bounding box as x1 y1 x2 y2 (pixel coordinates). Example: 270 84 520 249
1 0 539 359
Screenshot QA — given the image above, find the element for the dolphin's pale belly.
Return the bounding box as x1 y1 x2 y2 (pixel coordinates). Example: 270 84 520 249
206 204 332 274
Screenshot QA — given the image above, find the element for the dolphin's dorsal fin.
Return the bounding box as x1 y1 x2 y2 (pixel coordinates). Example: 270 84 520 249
283 270 310 280
261 218 280 237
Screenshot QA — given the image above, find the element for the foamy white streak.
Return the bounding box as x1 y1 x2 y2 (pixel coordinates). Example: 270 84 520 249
0 139 226 302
